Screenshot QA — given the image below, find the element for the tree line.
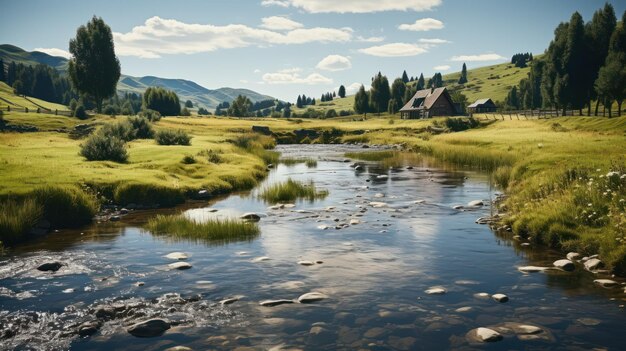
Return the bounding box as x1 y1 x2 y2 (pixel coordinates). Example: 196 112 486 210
506 3 626 117
0 58 76 105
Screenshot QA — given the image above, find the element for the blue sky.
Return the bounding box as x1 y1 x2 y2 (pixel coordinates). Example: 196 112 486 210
2 0 624 101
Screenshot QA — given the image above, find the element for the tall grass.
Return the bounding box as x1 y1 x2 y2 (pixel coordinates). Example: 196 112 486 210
114 183 185 207
145 214 260 245
259 178 328 203
33 185 99 228
155 129 192 145
279 157 318 167
0 199 42 245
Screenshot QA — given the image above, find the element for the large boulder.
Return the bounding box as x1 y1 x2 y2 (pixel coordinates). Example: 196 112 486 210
127 319 171 337
553 259 575 271
37 262 63 272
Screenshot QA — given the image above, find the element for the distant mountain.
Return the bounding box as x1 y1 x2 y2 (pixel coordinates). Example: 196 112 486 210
0 44 275 109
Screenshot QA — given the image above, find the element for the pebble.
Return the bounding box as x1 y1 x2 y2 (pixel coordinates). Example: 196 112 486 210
467 200 484 207
566 252 581 261
455 306 473 313
298 260 315 266
252 256 271 262
349 219 360 225
165 252 189 260
376 175 389 180
593 279 619 288
425 286 447 295
584 258 604 271
168 262 192 270
518 266 548 273
298 292 328 303
240 213 261 221
37 262 63 272
220 297 240 305
492 293 509 303
467 327 502 343
369 201 388 208
553 259 575 271
259 299 294 307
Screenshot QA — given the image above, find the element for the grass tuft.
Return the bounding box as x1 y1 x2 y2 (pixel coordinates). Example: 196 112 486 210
32 185 99 228
279 157 318 167
0 199 43 245
114 183 185 207
145 214 260 245
259 178 328 203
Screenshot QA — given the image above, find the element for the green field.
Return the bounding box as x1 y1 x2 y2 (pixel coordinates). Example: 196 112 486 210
0 81 70 112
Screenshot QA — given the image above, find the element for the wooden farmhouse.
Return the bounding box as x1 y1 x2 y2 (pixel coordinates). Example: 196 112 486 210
399 87 457 119
467 98 497 113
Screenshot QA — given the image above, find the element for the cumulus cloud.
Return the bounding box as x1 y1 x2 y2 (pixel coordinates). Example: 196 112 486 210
262 0 441 13
398 18 444 31
356 36 385 43
33 47 71 59
418 38 450 44
450 53 506 62
262 70 333 85
113 16 353 58
433 65 451 71
260 16 303 30
316 55 352 71
343 82 365 94
358 43 428 57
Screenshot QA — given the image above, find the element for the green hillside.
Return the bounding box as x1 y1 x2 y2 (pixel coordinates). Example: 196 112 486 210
0 44 68 71
0 81 70 111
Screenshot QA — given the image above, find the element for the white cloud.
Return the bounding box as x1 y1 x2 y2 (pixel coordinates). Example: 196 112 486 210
262 70 333 85
262 0 442 13
356 36 385 43
398 18 444 31
450 53 506 62
434 65 451 71
254 69 261 73
277 67 302 73
113 16 352 58
419 38 450 44
343 82 365 94
33 47 71 59
260 16 303 30
358 43 428 57
316 55 352 71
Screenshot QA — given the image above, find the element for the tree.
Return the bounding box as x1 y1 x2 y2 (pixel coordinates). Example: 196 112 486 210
562 12 588 114
458 63 468 84
595 10 626 117
338 85 346 98
354 85 369 117
369 72 391 115
388 99 397 114
0 58 5 82
449 90 468 114
282 104 291 117
227 95 252 117
296 95 303 108
402 70 409 83
585 3 616 115
427 73 443 89
505 86 520 110
416 73 425 90
6 61 16 86
143 87 181 116
68 16 120 113
185 100 193 108
390 78 406 113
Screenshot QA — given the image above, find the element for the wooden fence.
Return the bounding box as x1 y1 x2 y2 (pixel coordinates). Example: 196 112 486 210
471 109 606 121
1 104 73 116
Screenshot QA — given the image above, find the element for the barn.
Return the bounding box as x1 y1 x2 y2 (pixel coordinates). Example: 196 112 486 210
467 98 497 113
399 87 457 119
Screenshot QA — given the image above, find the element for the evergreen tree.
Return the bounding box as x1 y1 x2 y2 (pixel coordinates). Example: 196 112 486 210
296 95 303 108
458 63 468 84
390 78 406 113
595 10 626 117
506 86 520 109
68 16 121 113
282 103 292 117
369 72 391 116
7 61 16 86
0 58 4 82
185 100 193 108
338 85 346 98
403 84 416 104
402 70 409 83
416 73 425 90
562 12 588 114
354 85 369 117
586 3 617 115
388 99 397 114
227 95 253 117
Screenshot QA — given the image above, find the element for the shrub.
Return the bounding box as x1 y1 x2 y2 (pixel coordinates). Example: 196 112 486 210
180 107 191 116
103 105 118 116
128 116 154 139
181 155 196 164
74 105 87 119
100 120 136 141
198 149 222 163
138 109 161 122
80 133 128 162
197 107 211 116
33 185 99 228
155 129 192 145
339 110 353 116
325 109 338 118
0 199 42 245
114 183 185 207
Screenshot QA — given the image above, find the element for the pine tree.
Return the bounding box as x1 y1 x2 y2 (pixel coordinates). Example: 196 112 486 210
7 61 16 86
586 3 617 115
595 10 626 117
562 12 588 114
402 70 409 83
338 85 346 98
0 58 5 82
506 86 520 109
369 72 391 116
354 85 369 117
416 73 425 90
390 78 406 113
458 63 468 84
296 95 302 108
388 99 397 114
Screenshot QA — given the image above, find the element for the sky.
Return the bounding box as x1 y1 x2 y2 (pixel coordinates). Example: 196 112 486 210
1 0 625 102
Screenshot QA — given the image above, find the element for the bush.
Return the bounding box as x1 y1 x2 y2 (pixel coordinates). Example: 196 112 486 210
197 107 211 116
198 149 222 163
33 185 99 228
80 133 128 162
181 155 196 164
128 116 154 139
155 129 192 145
103 105 118 116
114 183 185 207
180 107 191 116
325 109 338 118
138 109 161 122
74 105 87 119
100 120 136 142
0 199 42 245
339 110 353 116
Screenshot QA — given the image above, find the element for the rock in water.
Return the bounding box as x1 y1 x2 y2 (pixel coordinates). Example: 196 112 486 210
127 319 171 337
566 252 581 261
593 279 619 288
492 293 509 303
37 262 62 272
220 297 240 305
425 286 447 295
259 299 294 307
298 292 328 303
467 327 503 343
584 258 604 271
298 260 315 266
467 200 484 207
77 321 101 337
553 259 575 271
240 213 261 221
376 175 388 180
168 262 192 270
165 252 188 260
369 201 388 208
518 266 548 273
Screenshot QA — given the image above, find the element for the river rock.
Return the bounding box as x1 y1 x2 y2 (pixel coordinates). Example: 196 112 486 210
308 326 334 346
455 306 473 313
298 260 315 266
349 219 360 225
518 266 548 273
467 200 484 207
165 252 189 260
252 256 270 262
37 262 63 272
376 175 389 180
168 262 192 270
317 225 330 230
374 193 385 198
78 321 101 337
566 252 581 261
164 347 193 351
466 327 502 343
593 279 619 288
369 201 388 208
240 213 261 221
259 299 294 307
425 286 447 295
553 259 575 271
127 319 171 337
584 258 604 271
492 293 509 303
298 292 328 303
474 292 490 299
453 205 464 210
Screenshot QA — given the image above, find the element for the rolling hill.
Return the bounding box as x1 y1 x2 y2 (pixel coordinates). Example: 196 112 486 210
292 60 532 115
0 44 275 110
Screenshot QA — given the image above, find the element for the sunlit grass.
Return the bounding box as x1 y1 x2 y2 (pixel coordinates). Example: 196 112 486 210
279 157 318 167
145 214 260 245
259 178 328 203
0 199 42 246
